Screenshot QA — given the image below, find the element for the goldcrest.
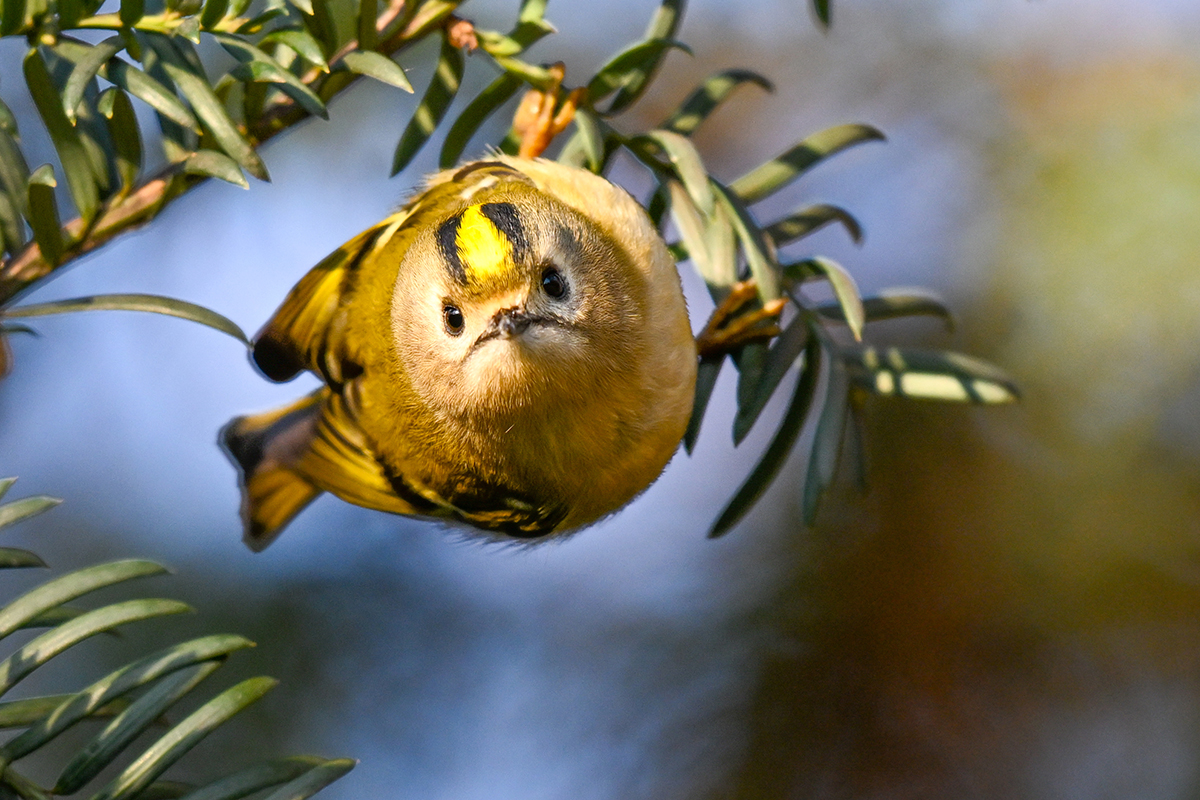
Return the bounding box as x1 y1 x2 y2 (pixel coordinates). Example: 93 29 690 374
222 157 697 550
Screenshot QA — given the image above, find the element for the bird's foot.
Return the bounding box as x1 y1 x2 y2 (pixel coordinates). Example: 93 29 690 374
514 63 585 159
696 280 787 358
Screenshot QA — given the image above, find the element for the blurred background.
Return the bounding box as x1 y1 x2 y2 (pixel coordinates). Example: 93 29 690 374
4 0 1200 797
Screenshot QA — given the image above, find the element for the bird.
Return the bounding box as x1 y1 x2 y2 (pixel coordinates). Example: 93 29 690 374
221 156 703 551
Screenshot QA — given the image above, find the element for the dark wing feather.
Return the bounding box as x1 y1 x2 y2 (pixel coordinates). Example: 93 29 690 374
300 386 417 515
251 223 395 384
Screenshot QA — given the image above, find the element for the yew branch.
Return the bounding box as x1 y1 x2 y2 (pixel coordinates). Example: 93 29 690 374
0 0 459 306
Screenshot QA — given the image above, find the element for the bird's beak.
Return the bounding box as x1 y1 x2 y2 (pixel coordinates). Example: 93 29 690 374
486 307 532 340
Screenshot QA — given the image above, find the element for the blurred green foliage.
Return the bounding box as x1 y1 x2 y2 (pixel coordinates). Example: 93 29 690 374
0 478 355 799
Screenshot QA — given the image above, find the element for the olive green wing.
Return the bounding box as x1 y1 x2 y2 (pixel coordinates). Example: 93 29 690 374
299 387 417 516
251 218 403 386
222 382 569 547
222 384 421 551
294 386 566 538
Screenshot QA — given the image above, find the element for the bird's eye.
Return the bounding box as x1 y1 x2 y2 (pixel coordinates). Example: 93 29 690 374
541 266 567 299
443 305 464 335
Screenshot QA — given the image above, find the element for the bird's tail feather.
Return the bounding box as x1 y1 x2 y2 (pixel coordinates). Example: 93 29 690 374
221 390 325 551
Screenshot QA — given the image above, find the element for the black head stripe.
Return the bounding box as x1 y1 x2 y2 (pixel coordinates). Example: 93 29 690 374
436 212 467 284
479 202 529 262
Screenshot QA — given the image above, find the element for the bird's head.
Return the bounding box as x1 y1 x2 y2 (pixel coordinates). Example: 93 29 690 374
391 184 646 418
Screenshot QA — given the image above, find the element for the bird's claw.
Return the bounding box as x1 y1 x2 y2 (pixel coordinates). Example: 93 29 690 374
514 63 584 159
696 280 787 359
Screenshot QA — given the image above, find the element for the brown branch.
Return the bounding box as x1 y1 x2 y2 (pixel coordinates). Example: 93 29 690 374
0 0 461 306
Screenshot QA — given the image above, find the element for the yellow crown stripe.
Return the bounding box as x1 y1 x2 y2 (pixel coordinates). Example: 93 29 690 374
457 204 513 283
